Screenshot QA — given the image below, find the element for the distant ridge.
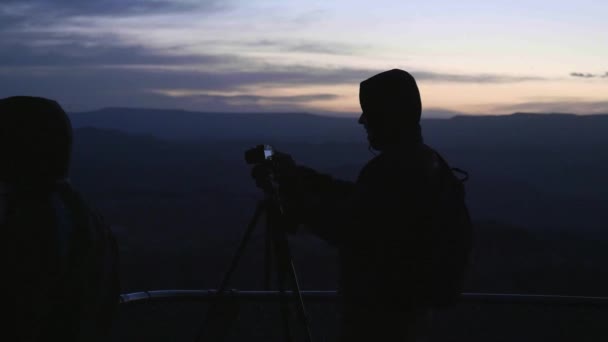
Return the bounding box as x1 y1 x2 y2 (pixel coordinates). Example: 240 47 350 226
70 114 608 231
70 107 362 143
511 112 579 116
69 108 608 144
93 107 333 118
450 112 608 120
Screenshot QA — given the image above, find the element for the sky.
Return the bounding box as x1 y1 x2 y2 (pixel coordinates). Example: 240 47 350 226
0 0 607 116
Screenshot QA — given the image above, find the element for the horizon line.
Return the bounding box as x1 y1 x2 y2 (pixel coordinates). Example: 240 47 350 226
68 106 608 119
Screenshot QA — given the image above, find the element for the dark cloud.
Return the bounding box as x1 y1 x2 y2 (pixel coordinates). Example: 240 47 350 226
570 72 608 79
0 49 552 112
0 65 365 94
287 43 355 55
160 93 340 112
0 13 25 29
0 1 549 114
1 0 223 19
186 93 338 104
0 0 228 31
0 29 548 87
494 100 608 115
243 40 358 55
0 42 242 67
571 72 596 78
0 65 338 111
0 60 551 112
412 71 545 83
421 109 463 119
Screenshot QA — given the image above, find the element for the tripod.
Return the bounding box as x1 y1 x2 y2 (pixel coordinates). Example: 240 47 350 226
196 182 313 342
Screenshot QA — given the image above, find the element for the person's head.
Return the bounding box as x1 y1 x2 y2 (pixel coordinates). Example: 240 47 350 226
358 69 422 151
0 96 73 183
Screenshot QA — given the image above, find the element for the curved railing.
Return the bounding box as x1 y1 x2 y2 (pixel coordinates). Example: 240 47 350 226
120 290 608 307
114 290 608 341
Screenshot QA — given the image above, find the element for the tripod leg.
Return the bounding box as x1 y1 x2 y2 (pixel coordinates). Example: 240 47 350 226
266 196 314 342
276 260 294 342
275 229 313 342
218 200 265 292
196 200 265 342
287 259 313 342
268 200 295 342
264 215 273 290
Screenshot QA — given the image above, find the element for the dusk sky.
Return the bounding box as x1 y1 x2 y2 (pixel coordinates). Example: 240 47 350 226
1 0 607 116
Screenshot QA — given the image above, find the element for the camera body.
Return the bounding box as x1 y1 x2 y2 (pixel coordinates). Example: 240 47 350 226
245 144 295 188
245 144 275 165
244 144 299 233
245 143 297 190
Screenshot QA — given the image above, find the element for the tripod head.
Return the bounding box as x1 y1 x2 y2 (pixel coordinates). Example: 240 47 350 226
245 144 296 176
246 144 278 197
245 144 275 165
245 144 298 220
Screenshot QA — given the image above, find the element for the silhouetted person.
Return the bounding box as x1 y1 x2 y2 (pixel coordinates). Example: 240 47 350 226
262 69 472 341
1 96 120 342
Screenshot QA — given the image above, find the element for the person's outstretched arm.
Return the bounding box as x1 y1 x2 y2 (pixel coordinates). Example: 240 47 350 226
277 164 355 245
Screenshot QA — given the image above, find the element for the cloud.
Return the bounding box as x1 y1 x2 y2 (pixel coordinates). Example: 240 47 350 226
287 42 359 55
571 72 596 78
0 64 359 96
0 42 244 68
0 60 552 112
0 0 229 33
0 41 552 112
412 71 545 83
1 60 545 94
0 29 548 88
1 0 223 19
0 2 550 112
244 40 360 56
421 108 464 119
570 72 608 79
493 100 608 115
189 93 339 103
0 11 26 29
0 63 351 111
152 93 340 112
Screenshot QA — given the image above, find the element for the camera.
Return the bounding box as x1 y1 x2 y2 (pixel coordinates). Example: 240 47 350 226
245 144 296 191
245 144 275 165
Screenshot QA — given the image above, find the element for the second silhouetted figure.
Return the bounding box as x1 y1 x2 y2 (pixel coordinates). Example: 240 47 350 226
2 96 120 342
256 69 473 342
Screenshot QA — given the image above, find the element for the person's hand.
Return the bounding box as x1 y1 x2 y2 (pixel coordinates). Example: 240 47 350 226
250 163 272 190
270 151 297 187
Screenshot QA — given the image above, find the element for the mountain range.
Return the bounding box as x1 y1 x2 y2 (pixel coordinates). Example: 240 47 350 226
68 108 608 232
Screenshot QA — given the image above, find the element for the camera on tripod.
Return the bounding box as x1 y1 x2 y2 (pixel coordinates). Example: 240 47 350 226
245 144 296 184
197 144 313 342
244 144 275 164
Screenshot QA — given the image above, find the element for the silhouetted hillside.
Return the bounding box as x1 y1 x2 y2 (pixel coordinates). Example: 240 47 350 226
70 108 608 146
69 108 364 142
68 125 608 293
67 124 608 342
71 120 608 232
425 112 608 147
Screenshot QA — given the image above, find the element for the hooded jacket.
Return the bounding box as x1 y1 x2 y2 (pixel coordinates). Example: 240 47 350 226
1 96 120 342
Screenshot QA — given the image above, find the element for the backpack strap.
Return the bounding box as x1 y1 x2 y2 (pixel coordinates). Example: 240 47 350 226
451 168 469 183
54 181 120 341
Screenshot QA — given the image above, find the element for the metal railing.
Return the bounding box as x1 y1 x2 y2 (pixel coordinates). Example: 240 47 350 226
120 290 608 307
113 290 608 342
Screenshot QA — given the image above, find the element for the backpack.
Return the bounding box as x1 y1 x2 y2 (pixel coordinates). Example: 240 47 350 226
424 153 473 308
